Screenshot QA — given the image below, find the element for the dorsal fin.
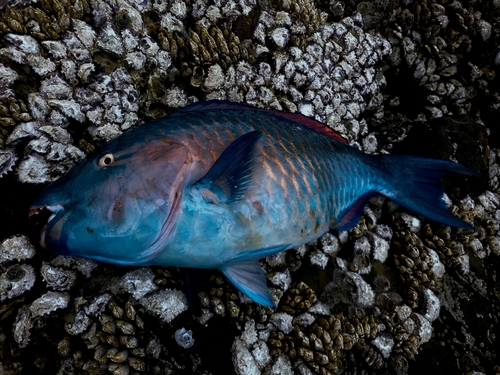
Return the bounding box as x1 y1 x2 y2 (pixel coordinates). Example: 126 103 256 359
175 100 348 144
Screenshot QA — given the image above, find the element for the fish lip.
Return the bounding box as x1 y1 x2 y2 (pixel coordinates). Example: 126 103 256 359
29 204 64 249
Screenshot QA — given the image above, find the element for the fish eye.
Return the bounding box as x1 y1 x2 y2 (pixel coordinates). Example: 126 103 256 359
98 153 114 167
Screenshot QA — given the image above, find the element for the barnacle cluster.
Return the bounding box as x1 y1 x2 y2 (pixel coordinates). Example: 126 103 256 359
65 297 163 375
383 0 498 120
0 235 36 307
1 0 500 374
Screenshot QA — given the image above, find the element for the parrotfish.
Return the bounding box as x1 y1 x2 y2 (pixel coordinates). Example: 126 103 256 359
30 101 475 307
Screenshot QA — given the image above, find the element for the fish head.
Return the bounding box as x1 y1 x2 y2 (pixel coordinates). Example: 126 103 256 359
30 132 193 265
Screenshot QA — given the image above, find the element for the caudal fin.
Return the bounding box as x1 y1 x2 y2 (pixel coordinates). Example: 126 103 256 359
377 155 477 230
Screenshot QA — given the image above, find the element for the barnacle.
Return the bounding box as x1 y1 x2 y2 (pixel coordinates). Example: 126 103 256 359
0 147 17 177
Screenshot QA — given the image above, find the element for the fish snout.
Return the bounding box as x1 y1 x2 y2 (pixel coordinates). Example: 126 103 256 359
29 204 65 249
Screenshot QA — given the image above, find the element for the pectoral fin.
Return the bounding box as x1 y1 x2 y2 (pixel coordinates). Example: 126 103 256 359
221 260 274 307
194 130 262 204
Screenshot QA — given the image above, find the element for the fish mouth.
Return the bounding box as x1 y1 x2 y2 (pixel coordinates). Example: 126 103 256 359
29 204 64 249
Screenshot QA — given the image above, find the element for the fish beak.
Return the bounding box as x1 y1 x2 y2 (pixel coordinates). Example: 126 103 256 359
29 204 64 249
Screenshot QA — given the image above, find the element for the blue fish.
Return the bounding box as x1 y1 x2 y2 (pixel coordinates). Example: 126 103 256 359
30 101 476 306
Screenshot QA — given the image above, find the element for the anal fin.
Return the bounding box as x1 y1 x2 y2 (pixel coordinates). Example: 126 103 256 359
333 193 375 231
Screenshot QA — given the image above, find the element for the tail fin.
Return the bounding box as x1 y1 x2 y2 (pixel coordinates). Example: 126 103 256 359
377 155 477 230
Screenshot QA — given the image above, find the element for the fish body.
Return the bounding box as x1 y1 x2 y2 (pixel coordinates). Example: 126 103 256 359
31 101 475 306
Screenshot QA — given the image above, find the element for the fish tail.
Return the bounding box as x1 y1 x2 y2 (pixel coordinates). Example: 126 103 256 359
377 155 477 230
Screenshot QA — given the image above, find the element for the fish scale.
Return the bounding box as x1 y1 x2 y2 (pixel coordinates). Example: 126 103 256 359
31 100 477 307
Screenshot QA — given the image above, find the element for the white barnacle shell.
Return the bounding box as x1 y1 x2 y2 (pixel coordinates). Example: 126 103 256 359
269 312 293 334
175 327 195 349
17 153 51 183
139 289 188 324
411 313 433 344
400 212 422 233
41 263 78 291
72 19 97 49
0 264 36 302
65 310 91 336
162 86 189 108
205 5 222 23
269 269 292 291
271 27 290 48
125 51 147 70
26 54 56 76
63 32 92 61
372 332 394 358
476 19 492 41
28 93 50 121
28 135 51 154
41 40 67 59
0 63 19 88
328 268 375 308
0 148 18 177
13 307 32 348
30 291 70 318
320 232 340 257
422 288 440 322
232 338 260 374
40 75 73 100
478 191 500 212
241 320 258 346
310 251 329 269
4 34 40 54
426 247 445 279
50 255 97 278
61 59 78 85
203 63 225 92
170 0 188 19
160 12 184 32
7 121 41 145
0 235 35 263
109 268 158 300
47 99 85 122
116 0 144 32
369 232 390 263
252 340 271 370
78 63 96 83
97 25 124 56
